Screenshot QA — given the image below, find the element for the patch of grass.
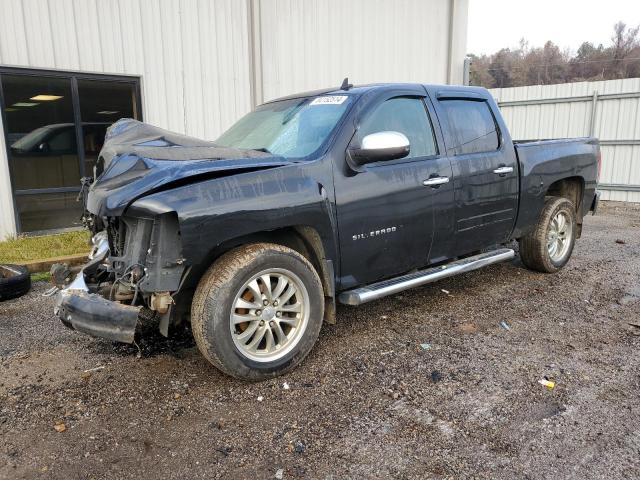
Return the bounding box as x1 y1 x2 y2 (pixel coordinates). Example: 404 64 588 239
31 271 52 283
0 230 90 264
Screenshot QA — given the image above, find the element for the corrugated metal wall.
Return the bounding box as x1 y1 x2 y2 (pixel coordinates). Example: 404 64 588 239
257 0 465 101
0 0 253 239
0 0 253 138
490 78 640 203
0 0 468 238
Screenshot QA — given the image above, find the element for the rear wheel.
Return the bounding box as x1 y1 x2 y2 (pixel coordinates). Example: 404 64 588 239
191 243 324 380
519 196 577 273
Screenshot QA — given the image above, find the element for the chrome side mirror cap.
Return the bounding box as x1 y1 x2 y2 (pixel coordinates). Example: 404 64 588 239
349 131 410 166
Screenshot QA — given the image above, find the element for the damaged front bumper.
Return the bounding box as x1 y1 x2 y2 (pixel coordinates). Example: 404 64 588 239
54 232 141 344
55 273 141 344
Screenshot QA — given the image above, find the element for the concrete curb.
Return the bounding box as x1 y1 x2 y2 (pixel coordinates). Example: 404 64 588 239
21 254 88 274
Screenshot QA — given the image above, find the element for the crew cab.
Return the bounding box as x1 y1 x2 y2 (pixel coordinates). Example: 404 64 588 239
55 82 600 380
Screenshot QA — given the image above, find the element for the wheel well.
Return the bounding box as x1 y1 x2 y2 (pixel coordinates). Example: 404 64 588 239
197 227 336 323
546 176 584 236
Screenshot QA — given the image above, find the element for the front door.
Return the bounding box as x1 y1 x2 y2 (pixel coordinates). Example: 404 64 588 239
431 94 519 256
333 93 452 290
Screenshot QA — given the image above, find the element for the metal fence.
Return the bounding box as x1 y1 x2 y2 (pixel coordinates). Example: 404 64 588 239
490 78 640 203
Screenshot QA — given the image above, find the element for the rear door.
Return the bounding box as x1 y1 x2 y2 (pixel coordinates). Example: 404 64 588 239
333 91 452 289
430 91 518 256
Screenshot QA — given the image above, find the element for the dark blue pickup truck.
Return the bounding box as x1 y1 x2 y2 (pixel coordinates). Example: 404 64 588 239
55 82 600 379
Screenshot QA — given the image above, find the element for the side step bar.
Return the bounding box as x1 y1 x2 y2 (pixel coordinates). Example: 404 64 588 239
338 248 515 306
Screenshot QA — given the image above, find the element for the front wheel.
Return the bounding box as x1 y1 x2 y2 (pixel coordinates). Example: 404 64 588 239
191 243 324 380
519 196 577 273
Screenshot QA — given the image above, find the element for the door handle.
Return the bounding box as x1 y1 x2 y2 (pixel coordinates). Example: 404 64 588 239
493 166 514 175
422 176 450 187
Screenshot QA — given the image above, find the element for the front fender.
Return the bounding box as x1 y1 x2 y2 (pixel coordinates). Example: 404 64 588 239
127 163 338 285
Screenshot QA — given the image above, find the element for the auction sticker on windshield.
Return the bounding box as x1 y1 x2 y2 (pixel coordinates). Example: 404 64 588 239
310 95 348 106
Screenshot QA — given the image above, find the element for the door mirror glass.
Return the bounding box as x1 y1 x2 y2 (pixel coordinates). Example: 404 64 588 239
350 131 410 165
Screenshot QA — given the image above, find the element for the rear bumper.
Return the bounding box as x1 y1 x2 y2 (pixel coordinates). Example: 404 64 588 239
55 286 140 344
590 190 601 215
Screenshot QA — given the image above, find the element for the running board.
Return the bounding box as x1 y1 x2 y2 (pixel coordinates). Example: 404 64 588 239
338 248 515 306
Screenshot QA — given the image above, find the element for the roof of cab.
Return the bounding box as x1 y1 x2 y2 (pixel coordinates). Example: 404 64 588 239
264 83 491 104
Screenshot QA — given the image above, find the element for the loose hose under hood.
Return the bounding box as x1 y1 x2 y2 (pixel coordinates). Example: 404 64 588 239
87 119 293 216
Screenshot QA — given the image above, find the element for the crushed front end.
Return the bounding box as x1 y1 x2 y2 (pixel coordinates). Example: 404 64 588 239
55 212 186 343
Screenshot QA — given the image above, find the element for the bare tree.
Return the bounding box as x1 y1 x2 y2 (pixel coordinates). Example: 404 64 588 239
469 22 640 88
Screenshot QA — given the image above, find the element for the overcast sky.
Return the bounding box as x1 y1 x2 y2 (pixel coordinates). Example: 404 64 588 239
467 0 640 56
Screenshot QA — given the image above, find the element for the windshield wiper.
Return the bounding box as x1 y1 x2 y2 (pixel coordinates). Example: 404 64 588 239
252 147 272 154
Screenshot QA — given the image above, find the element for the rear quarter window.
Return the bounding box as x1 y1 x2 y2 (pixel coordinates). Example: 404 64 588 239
440 99 499 155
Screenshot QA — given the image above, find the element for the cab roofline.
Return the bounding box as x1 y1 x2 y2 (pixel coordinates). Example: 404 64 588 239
262 82 490 104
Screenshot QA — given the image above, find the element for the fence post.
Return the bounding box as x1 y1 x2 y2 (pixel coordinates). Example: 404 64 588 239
589 90 599 137
463 57 471 86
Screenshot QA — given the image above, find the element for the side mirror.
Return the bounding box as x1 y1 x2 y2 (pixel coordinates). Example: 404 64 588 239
348 131 410 166
38 142 50 153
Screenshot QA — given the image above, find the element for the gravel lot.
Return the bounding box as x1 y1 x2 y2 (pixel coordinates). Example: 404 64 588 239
1 201 639 479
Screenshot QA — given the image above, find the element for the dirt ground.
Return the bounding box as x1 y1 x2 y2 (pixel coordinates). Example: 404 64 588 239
1 201 639 480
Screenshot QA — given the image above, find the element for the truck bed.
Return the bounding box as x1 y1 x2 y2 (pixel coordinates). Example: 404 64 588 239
512 137 599 238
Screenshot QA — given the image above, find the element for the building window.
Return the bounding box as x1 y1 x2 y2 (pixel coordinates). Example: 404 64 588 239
0 68 141 233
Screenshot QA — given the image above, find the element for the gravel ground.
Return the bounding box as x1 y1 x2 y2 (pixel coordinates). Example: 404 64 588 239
1 201 639 480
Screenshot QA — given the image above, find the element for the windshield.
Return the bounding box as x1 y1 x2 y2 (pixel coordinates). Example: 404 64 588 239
215 95 354 158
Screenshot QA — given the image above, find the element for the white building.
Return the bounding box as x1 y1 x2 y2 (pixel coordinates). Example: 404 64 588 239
0 0 469 238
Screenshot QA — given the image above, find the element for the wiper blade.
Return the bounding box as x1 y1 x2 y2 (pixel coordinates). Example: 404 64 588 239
252 147 271 154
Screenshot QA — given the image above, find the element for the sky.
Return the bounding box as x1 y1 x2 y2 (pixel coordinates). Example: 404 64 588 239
467 0 640 56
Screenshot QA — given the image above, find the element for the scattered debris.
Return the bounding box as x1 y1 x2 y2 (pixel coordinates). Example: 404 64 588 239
215 446 232 457
294 440 306 453
457 323 478 334
83 365 105 373
420 343 431 350
615 239 626 244
441 289 450 294
275 468 284 479
174 393 181 400
499 321 511 331
257 396 264 402
380 350 394 356
282 382 290 390
42 286 59 297
50 263 73 287
538 378 556 390
53 422 66 433
381 315 388 320
431 370 443 383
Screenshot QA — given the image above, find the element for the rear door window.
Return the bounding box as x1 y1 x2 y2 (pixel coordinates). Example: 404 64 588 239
440 100 499 155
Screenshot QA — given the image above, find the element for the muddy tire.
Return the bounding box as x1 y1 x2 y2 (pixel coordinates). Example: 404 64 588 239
519 196 577 273
191 243 324 380
0 264 31 301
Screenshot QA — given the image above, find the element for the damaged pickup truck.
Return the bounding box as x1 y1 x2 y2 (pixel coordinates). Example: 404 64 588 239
55 82 600 379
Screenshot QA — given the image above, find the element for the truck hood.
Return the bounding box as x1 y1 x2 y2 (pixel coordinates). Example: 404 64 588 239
87 119 293 216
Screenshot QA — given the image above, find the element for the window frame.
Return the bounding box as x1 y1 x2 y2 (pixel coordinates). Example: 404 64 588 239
0 66 143 233
438 97 502 156
350 94 441 168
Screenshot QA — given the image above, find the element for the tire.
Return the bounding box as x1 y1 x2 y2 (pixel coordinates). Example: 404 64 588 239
191 243 324 380
0 264 31 301
519 196 577 273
